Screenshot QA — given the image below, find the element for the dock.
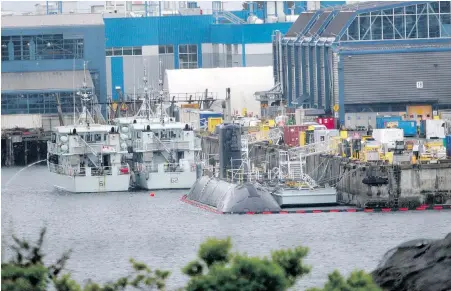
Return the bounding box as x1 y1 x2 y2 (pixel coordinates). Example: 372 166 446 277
200 134 451 208
1 129 49 167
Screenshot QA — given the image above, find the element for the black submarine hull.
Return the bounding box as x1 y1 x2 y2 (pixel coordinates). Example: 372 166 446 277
186 176 281 213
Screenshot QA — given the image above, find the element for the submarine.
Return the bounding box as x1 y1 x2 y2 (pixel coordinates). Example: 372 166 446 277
186 123 281 213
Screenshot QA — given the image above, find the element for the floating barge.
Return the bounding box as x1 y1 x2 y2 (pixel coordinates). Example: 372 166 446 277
271 186 337 207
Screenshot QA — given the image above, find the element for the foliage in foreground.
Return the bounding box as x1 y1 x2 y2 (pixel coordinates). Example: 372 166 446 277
1 228 381 291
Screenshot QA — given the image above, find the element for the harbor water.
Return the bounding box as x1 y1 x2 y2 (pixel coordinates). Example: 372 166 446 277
2 166 451 290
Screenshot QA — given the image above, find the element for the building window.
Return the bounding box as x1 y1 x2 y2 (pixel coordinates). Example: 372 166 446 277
344 2 451 41
132 46 142 55
1 39 9 61
178 44 197 69
1 92 83 114
158 45 174 54
1 34 84 61
106 46 142 56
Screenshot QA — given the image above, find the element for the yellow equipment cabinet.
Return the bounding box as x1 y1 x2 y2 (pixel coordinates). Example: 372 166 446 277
260 125 270 132
340 130 348 140
299 131 306 146
207 117 223 133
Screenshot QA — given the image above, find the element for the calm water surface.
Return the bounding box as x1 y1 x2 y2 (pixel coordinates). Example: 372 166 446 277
2 165 450 290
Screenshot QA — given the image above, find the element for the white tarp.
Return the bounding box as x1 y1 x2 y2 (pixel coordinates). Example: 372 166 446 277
164 66 274 117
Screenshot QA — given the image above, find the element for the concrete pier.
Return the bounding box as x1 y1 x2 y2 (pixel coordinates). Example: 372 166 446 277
304 155 451 207
200 135 451 208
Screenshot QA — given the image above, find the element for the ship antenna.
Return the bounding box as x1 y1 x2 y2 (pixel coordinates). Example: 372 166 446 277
143 66 150 120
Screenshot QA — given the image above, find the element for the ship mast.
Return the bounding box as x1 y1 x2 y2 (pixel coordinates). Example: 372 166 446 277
143 67 150 120
158 60 165 125
76 61 94 125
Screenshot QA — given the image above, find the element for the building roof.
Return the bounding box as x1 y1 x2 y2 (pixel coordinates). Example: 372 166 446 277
286 1 429 39
1 13 104 29
285 12 315 37
306 11 331 37
1 71 94 93
321 11 355 38
325 1 414 12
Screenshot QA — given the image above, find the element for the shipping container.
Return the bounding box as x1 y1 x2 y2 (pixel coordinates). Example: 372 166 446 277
446 135 451 158
407 105 433 121
376 116 403 129
283 125 308 147
420 120 446 139
199 111 223 128
397 120 417 137
316 117 336 129
1 114 43 130
345 112 377 129
181 103 200 109
180 109 201 129
439 110 451 121
207 117 223 133
372 129 403 150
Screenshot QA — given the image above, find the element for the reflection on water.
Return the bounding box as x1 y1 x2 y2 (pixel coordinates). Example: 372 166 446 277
2 166 450 289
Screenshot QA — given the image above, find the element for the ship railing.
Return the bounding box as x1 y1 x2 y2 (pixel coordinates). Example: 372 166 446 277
133 140 192 151
48 162 129 176
134 162 196 173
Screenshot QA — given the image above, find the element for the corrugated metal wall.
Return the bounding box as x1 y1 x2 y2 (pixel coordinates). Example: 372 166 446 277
105 17 291 47
342 51 451 105
106 57 112 98
311 47 317 107
290 44 296 104
332 52 339 107
320 46 326 108
122 55 174 98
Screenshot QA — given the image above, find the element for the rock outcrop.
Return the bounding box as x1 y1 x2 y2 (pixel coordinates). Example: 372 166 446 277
372 233 451 291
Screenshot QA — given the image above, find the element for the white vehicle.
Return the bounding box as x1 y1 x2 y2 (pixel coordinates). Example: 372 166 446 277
372 128 404 150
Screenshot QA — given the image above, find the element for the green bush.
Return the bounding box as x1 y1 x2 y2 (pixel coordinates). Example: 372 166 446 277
1 229 380 291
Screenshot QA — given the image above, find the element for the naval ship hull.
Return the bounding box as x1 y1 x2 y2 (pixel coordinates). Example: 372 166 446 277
136 171 197 190
50 172 130 193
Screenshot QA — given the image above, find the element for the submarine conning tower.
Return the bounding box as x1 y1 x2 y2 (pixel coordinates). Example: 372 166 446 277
186 123 281 213
218 123 242 180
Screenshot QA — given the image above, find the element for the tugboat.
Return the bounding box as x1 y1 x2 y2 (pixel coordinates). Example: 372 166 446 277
46 63 131 193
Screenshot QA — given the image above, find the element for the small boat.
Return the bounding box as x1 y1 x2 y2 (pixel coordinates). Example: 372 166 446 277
271 186 337 207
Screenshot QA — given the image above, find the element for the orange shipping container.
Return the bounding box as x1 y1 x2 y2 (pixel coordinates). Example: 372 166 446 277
181 103 200 109
407 105 432 121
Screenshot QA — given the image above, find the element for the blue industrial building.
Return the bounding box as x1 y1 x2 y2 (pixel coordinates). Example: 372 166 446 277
272 1 451 125
1 0 349 116
1 14 106 115
103 16 292 101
